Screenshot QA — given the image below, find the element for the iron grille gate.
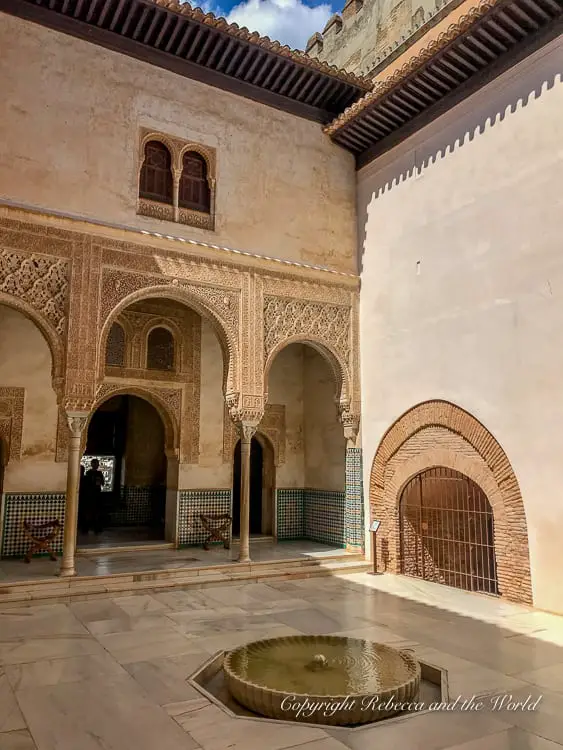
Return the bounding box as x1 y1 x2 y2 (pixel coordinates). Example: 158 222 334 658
399 467 499 595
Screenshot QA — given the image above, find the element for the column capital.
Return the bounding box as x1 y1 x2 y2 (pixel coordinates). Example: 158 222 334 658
65 411 90 435
226 392 264 428
338 401 360 445
239 421 259 443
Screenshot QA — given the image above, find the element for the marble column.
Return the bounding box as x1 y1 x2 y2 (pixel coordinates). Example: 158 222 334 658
59 411 88 578
238 421 257 563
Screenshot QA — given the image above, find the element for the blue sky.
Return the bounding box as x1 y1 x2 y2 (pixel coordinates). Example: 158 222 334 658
200 0 339 50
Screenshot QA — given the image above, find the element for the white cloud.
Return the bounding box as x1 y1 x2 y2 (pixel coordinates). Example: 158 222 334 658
202 0 333 51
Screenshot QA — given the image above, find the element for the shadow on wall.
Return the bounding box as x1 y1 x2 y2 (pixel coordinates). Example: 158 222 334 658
355 54 563 273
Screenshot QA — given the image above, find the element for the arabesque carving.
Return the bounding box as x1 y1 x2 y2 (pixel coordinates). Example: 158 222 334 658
0 387 25 461
0 250 69 336
99 271 239 390
263 296 351 398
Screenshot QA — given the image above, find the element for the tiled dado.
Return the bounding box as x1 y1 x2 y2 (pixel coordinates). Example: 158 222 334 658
109 486 165 527
178 489 231 546
276 489 304 539
1 492 65 558
346 447 364 550
276 489 346 546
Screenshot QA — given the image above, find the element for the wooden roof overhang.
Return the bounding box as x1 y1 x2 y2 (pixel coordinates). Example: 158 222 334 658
0 0 372 124
325 0 563 167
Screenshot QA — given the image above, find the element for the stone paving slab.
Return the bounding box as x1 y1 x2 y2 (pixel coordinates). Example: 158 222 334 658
0 573 562 750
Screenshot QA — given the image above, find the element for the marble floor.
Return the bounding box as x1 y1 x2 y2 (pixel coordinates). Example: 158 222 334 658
1 573 563 750
77 526 167 549
0 540 351 582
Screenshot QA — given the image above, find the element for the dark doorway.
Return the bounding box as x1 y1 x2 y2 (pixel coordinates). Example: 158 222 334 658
399 466 498 595
79 395 167 547
232 438 263 536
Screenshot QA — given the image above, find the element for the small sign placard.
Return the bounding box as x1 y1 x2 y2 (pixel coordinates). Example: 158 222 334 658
370 520 380 533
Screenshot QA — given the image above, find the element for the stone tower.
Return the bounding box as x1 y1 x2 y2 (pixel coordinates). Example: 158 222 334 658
306 0 463 78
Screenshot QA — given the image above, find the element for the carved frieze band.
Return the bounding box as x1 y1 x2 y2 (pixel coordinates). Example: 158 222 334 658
100 269 239 348
0 249 69 336
0 387 25 462
223 403 286 465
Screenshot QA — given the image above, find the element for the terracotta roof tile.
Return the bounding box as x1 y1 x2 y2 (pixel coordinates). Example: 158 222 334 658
323 0 501 135
149 0 372 89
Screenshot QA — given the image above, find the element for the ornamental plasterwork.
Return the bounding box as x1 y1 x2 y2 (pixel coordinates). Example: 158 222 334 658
261 275 352 305
0 248 69 336
0 214 360 440
137 128 217 232
58 303 203 463
223 403 286 465
99 269 240 396
0 387 25 462
138 128 217 178
263 295 351 391
99 270 239 341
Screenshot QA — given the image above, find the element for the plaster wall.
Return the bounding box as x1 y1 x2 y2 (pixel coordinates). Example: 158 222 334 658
0 305 65 492
357 36 563 613
268 345 306 489
0 13 357 274
303 347 346 491
180 318 230 489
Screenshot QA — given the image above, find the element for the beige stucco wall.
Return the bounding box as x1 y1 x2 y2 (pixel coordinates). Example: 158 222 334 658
268 345 306 489
0 305 66 492
267 343 346 491
304 347 346 491
0 13 357 274
180 318 230 489
357 36 563 613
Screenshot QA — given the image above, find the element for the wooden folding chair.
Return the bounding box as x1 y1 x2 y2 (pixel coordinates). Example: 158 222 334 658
22 519 61 563
199 513 231 550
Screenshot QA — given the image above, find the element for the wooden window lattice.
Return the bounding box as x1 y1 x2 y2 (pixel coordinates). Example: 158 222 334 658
146 327 175 371
139 140 173 205
105 323 126 367
178 151 211 213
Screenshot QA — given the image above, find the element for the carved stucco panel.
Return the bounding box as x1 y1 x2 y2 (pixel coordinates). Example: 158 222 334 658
0 387 25 461
99 269 240 395
0 250 69 336
263 296 351 402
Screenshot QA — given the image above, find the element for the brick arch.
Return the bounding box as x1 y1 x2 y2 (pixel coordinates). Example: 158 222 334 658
369 400 532 605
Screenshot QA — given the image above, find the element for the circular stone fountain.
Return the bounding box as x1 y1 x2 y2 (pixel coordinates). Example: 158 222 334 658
223 635 420 726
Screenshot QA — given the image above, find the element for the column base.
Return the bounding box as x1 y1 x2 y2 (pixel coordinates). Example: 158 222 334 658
58 564 76 578
237 553 251 563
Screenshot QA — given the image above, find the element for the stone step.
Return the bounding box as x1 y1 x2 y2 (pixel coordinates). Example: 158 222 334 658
0 555 370 606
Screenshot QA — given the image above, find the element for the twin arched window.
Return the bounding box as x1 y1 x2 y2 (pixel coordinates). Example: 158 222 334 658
139 140 210 213
105 323 175 372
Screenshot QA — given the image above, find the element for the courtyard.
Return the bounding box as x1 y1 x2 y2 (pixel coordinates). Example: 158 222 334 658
1 573 563 750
